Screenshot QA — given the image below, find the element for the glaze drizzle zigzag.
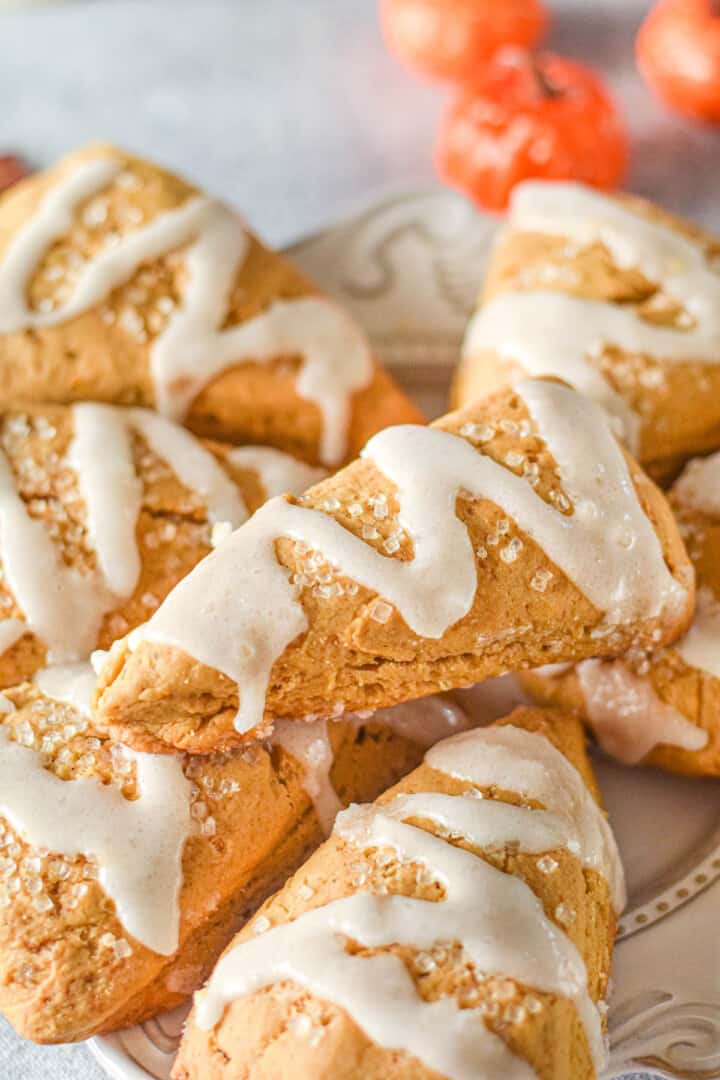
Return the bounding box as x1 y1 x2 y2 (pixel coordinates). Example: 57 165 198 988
196 724 623 1079
464 181 720 450
0 404 321 663
0 157 373 464
132 379 685 734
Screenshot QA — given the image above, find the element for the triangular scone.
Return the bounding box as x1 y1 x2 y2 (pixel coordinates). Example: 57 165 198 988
0 402 324 689
94 379 694 754
0 144 421 467
522 450 720 776
174 707 624 1080
0 676 496 1043
454 181 720 481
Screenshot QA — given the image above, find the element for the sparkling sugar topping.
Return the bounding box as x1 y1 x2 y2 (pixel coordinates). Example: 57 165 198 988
196 724 623 1078
132 380 684 734
464 181 720 452
0 403 318 664
0 156 372 465
0 687 192 955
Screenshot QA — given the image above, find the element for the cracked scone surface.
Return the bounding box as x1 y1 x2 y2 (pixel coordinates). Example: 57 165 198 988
0 143 421 467
174 707 617 1080
0 682 437 1043
94 380 693 754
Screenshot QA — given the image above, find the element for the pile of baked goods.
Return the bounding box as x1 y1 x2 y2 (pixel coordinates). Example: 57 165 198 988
0 143 715 1078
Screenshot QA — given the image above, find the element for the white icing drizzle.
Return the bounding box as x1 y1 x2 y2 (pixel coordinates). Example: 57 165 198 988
69 404 143 597
127 408 246 527
196 724 616 1077
271 696 472 836
0 720 192 954
272 718 340 836
0 444 110 661
0 157 372 465
675 586 720 681
668 453 720 681
575 658 708 764
0 157 121 323
225 446 326 502
426 724 626 913
133 380 684 734
464 180 720 450
0 404 304 663
384 791 576 857
33 661 97 715
673 451 720 518
0 619 27 655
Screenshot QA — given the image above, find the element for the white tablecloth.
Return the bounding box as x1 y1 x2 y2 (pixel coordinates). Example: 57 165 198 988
0 0 716 1075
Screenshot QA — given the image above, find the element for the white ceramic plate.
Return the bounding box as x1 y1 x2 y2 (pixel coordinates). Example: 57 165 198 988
90 190 720 1080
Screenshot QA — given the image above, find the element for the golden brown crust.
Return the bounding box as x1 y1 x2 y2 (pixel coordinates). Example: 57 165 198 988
521 466 720 776
0 404 313 689
453 191 720 482
0 684 435 1043
0 144 421 466
173 707 615 1080
94 382 694 754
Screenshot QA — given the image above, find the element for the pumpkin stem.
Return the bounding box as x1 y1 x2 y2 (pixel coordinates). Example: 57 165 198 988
533 61 562 100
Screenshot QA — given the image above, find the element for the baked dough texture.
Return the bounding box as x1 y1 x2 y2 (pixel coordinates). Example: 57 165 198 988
0 403 323 689
522 453 720 776
0 682 449 1043
0 144 421 467
454 184 720 482
174 707 618 1080
94 381 694 754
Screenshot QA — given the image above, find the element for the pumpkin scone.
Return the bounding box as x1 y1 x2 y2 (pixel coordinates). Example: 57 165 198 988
174 706 624 1080
454 180 720 481
94 378 693 755
0 144 421 467
0 669 494 1044
0 402 325 689
522 449 720 776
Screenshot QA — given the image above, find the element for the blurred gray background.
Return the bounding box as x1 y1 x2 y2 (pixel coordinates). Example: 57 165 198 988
0 0 716 1076
1 0 719 248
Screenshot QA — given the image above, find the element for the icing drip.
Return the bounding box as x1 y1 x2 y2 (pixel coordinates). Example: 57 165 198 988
673 451 720 518
675 586 720 681
33 661 97 715
127 408 246 527
426 724 626 913
575 658 708 764
225 446 326 502
272 696 472 836
465 292 640 446
464 181 720 450
196 724 616 1077
0 721 192 954
0 157 372 465
134 379 684 733
669 453 720 682
0 403 317 663
0 619 27 655
272 718 340 836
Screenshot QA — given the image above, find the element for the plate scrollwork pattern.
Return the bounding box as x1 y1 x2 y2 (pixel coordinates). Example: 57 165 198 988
608 992 720 1078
